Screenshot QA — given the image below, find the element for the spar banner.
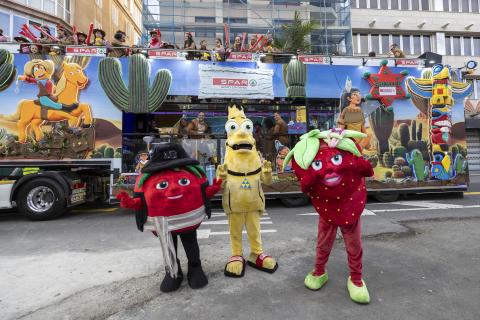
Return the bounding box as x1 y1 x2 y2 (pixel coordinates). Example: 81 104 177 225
198 64 274 99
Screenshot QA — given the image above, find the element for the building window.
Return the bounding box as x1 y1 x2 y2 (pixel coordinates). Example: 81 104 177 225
130 0 135 15
96 0 102 8
422 35 431 52
472 0 479 12
443 0 450 10
371 34 379 53
464 37 472 55
402 35 411 54
196 16 216 23
401 0 409 9
380 0 388 9
412 0 420 10
381 34 390 54
413 35 421 54
391 0 399 9
354 33 429 55
421 0 429 10
112 4 118 26
0 11 10 38
223 0 246 3
474 38 480 55
461 0 470 11
359 0 367 8
28 0 42 10
370 0 378 9
13 15 27 39
360 34 368 53
451 0 460 11
196 30 216 38
223 17 248 24
43 0 55 15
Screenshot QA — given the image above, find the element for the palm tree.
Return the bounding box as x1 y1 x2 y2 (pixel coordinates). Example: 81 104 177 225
274 11 319 54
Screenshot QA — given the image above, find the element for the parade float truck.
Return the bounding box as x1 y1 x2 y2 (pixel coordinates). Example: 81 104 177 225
0 45 473 220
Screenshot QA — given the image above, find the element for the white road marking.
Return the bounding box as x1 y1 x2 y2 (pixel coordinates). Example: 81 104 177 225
297 209 376 216
371 204 480 213
197 229 277 239
391 201 466 209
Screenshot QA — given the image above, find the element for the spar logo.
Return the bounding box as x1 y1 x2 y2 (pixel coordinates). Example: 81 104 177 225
213 78 249 87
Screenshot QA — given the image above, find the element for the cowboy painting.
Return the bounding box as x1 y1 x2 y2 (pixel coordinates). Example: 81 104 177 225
17 59 62 110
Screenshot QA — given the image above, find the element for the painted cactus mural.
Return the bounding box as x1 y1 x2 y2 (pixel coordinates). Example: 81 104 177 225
407 64 472 180
98 54 172 113
368 106 394 155
0 49 16 92
283 59 306 98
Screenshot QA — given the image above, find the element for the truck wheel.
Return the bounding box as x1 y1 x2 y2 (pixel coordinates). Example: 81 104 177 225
16 178 67 221
374 193 399 202
280 196 310 207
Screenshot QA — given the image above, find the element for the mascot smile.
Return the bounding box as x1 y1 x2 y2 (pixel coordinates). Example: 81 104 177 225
218 105 278 277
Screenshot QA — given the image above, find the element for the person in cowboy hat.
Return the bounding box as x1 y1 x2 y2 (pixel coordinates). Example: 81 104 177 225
117 143 222 292
149 29 164 48
14 36 32 54
76 31 88 45
93 28 108 46
109 30 129 57
37 25 55 55
55 24 74 54
135 150 149 173
17 59 62 110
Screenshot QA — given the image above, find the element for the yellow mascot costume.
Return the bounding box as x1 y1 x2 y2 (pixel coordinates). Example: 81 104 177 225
217 105 278 277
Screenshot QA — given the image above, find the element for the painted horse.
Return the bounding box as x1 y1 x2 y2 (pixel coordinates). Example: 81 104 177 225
6 62 92 143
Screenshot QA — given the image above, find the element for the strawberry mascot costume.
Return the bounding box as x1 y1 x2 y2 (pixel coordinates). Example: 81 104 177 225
284 128 374 303
117 143 221 292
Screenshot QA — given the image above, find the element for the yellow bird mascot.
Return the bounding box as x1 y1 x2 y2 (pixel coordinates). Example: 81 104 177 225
217 105 278 277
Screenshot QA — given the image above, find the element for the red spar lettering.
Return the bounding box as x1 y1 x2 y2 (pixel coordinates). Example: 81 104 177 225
213 78 248 86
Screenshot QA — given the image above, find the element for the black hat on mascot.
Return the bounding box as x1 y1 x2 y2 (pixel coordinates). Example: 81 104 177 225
142 143 199 174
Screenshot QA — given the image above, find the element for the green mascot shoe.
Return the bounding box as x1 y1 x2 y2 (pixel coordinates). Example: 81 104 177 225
347 277 370 304
304 272 328 291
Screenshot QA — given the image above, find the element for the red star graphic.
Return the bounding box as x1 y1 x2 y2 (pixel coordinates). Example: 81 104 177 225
363 60 410 107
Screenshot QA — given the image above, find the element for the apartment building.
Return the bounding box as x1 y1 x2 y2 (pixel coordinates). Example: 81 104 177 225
143 0 353 55
73 0 142 46
350 0 480 67
0 0 72 39
0 0 142 46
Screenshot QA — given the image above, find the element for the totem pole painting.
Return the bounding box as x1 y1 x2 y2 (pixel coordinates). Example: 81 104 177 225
406 64 472 180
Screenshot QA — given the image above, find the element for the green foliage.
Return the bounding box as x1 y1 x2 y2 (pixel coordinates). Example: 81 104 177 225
274 11 319 53
382 152 394 168
104 147 114 158
393 146 407 159
369 107 394 155
398 123 410 148
411 120 417 141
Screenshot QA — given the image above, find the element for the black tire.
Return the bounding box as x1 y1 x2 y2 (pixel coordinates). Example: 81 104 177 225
280 196 310 207
16 178 67 221
374 193 399 202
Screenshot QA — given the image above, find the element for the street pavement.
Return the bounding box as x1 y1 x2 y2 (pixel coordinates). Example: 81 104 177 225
1 176 480 320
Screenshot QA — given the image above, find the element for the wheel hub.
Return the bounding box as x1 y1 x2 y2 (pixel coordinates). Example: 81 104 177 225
26 186 55 213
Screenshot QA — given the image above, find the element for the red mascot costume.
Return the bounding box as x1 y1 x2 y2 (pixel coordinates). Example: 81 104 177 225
117 143 221 292
284 128 374 304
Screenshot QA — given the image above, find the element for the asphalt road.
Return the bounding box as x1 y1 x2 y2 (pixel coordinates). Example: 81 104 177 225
1 177 480 320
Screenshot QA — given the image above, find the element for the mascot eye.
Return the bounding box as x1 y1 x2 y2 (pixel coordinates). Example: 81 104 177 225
69 72 74 76
241 121 254 133
225 120 239 133
178 178 190 186
156 181 169 189
311 160 323 171
331 154 343 166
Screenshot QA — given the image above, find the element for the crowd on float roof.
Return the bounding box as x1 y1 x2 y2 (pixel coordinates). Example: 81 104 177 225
0 24 280 59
